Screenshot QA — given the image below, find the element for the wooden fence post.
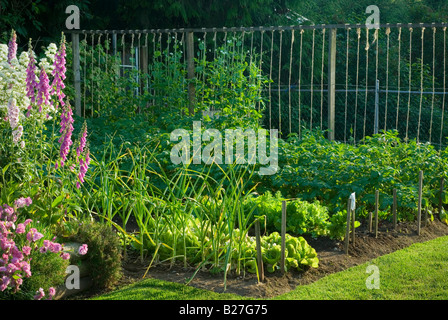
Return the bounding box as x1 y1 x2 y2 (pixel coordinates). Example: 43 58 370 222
439 177 444 217
254 219 264 283
351 202 355 246
393 188 397 229
375 190 379 238
280 200 287 274
374 79 380 134
344 197 351 254
186 32 195 116
72 32 82 117
417 170 423 235
327 28 337 141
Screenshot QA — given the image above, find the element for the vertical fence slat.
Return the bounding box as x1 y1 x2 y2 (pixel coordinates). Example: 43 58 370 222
281 200 287 274
375 190 379 238
393 188 397 229
344 197 351 254
439 177 445 217
254 219 264 283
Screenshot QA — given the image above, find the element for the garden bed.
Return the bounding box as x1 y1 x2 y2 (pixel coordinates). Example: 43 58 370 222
72 218 448 299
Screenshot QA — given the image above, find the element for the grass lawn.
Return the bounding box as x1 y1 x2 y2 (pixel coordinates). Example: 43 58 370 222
91 236 448 300
91 278 245 300
277 235 448 300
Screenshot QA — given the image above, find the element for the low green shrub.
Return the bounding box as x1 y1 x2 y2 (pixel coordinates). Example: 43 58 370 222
57 219 123 289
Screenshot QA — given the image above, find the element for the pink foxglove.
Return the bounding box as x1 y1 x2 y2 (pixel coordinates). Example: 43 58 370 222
58 102 74 168
36 67 52 113
7 30 17 64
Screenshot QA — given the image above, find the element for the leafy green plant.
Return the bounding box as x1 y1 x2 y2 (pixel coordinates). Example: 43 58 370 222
241 231 319 274
261 130 447 225
440 209 448 225
245 191 338 238
57 218 123 289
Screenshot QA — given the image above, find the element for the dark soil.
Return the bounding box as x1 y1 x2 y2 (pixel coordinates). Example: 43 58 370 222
78 218 448 299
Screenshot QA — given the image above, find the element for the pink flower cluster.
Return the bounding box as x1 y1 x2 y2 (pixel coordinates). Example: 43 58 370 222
76 122 90 189
57 102 74 168
34 287 55 300
7 98 19 130
26 45 38 117
77 151 90 189
6 98 23 145
0 197 87 300
7 30 17 64
51 34 67 107
78 244 88 255
36 67 52 113
0 198 34 294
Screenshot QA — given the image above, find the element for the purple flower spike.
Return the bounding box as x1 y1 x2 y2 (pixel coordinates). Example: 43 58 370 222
77 149 90 189
76 122 88 158
58 102 74 167
26 43 38 109
36 67 52 113
7 30 17 64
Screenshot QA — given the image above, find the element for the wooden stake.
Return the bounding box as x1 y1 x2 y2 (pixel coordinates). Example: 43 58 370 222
369 211 373 233
351 204 355 246
417 170 423 235
393 188 397 229
344 198 351 254
439 177 444 217
280 201 287 274
254 219 264 283
375 190 379 238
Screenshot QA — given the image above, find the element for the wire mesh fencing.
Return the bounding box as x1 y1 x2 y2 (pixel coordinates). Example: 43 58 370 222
68 23 448 147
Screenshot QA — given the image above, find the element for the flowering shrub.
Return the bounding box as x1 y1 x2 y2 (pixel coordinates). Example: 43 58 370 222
0 196 88 300
0 31 57 135
0 30 91 226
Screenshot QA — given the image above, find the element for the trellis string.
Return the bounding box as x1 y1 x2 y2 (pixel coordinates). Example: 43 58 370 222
298 29 304 138
344 27 350 142
310 28 315 130
288 29 295 134
278 30 283 133
354 28 361 143
384 27 391 132
417 27 425 143
405 27 413 142
320 28 326 129
396 27 402 130
429 27 436 143
440 27 447 147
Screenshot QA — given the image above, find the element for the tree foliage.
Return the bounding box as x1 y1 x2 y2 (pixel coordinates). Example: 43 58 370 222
1 0 447 45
